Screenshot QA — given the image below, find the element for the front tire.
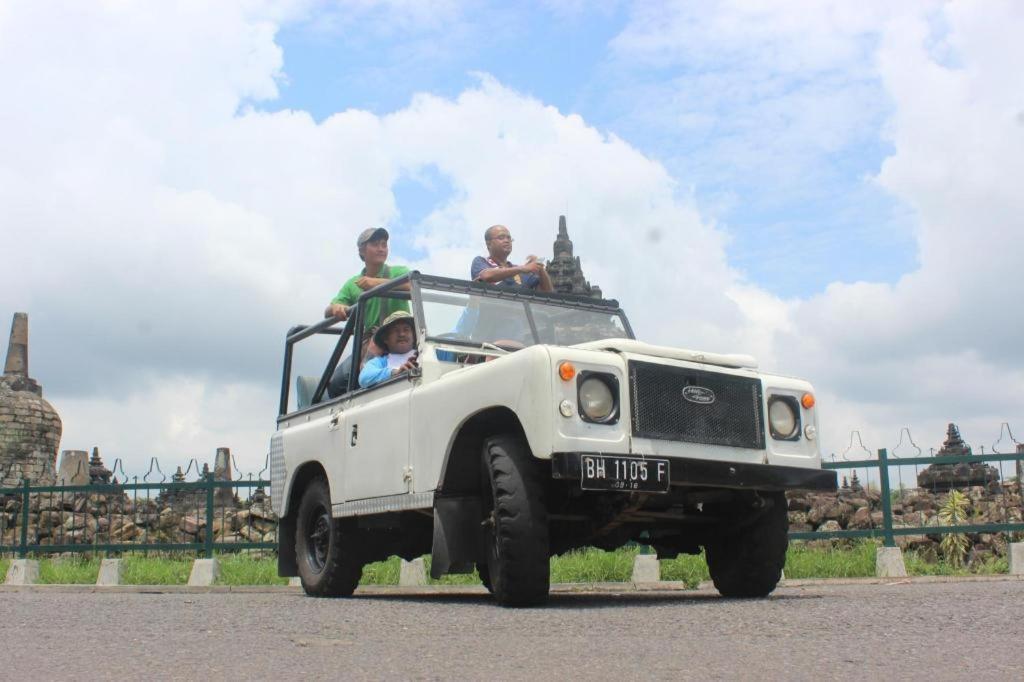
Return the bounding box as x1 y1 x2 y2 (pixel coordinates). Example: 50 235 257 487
481 434 550 607
705 491 789 598
295 477 362 597
476 561 493 594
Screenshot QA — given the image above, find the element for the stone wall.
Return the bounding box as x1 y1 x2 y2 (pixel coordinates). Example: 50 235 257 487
4 479 1022 563
787 481 1024 563
0 486 276 549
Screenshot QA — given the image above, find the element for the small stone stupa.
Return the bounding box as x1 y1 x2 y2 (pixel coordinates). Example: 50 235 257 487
917 423 999 491
0 313 62 486
546 216 603 299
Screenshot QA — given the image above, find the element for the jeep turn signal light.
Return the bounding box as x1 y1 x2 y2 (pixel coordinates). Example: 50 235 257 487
801 392 815 409
558 361 576 381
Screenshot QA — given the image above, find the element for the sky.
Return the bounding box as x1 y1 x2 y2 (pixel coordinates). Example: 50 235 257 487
2 0 1022 478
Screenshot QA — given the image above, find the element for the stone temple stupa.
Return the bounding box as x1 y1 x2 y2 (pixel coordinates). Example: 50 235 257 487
545 216 603 299
0 313 61 486
917 423 999 491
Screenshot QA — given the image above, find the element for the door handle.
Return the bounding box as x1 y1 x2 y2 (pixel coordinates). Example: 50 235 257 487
350 424 358 447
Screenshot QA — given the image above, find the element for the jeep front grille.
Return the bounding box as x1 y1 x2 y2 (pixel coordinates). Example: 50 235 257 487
628 360 765 449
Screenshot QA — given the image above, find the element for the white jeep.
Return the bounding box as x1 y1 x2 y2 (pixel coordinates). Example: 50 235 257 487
270 272 836 606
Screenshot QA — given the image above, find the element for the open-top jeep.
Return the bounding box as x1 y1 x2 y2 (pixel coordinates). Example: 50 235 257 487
270 272 836 606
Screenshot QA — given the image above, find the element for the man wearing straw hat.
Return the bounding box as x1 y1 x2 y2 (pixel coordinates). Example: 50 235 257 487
358 311 418 388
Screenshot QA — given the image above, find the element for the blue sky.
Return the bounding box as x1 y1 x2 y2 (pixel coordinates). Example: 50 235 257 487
267 2 916 298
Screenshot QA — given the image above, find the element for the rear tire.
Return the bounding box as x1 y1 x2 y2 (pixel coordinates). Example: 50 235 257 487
705 491 789 598
481 434 549 607
295 477 362 597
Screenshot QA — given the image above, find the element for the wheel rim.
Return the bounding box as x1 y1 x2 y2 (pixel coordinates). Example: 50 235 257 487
305 504 331 573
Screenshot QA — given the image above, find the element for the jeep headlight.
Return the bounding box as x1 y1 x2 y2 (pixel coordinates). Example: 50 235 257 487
768 396 800 440
577 372 619 424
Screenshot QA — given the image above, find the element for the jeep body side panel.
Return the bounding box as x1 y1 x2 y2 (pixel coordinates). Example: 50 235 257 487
274 403 346 517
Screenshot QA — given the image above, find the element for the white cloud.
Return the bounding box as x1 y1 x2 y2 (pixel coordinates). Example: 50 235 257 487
1 0 1021 478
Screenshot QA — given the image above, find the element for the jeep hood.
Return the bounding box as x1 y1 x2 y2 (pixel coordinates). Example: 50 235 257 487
571 338 758 370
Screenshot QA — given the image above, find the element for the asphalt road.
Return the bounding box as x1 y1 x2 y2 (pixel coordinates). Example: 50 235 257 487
1 579 1021 681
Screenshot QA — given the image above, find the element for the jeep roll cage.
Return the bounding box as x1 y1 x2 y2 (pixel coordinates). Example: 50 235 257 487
277 271 634 418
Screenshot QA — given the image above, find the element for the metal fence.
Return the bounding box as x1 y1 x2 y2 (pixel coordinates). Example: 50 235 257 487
0 466 275 558
789 445 1024 546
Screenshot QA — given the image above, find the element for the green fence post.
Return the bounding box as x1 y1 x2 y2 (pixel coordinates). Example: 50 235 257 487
204 471 215 558
19 478 30 558
877 448 895 548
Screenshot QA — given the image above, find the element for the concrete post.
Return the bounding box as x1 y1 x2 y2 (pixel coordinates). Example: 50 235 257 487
213 447 236 506
876 546 908 578
188 558 220 586
631 554 660 583
56 450 90 485
96 558 123 586
399 558 428 586
1009 543 1024 576
5 559 40 585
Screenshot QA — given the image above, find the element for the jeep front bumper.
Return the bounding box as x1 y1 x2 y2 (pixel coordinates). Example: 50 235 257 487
550 452 837 492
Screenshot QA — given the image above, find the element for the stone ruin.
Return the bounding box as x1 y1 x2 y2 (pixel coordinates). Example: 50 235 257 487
787 479 1022 565
0 313 61 487
545 215 603 299
2 446 277 550
917 423 1000 491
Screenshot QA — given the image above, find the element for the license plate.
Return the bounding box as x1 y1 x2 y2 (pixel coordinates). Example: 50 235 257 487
580 455 670 493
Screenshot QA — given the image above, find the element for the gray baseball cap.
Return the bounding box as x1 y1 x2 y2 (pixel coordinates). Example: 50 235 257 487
357 227 389 247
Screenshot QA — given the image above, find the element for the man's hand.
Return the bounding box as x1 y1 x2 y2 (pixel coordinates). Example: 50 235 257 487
520 259 543 275
391 357 418 377
365 339 384 358
391 352 419 374
355 276 411 291
325 303 349 320
355 276 380 290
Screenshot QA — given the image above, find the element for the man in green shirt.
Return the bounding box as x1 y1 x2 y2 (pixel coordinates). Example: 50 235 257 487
324 227 410 330
323 227 410 398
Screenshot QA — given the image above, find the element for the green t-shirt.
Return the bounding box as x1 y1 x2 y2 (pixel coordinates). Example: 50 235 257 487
330 263 410 330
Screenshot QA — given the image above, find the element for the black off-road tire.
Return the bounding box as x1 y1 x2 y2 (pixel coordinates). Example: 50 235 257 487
481 434 550 607
295 477 362 597
705 491 789 598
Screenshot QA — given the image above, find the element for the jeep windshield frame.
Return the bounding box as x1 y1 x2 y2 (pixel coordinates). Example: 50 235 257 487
278 271 633 418
413 274 633 351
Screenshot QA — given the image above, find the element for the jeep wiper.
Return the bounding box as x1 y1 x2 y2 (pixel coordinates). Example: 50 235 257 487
425 335 502 351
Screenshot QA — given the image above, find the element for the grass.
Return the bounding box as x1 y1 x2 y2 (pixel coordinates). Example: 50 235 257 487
660 553 710 587
904 551 1009 576
551 547 637 583
217 553 289 586
122 555 193 584
784 541 876 579
39 555 100 584
2 540 1011 585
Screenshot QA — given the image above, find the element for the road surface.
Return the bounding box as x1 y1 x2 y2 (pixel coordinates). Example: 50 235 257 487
1 579 1020 680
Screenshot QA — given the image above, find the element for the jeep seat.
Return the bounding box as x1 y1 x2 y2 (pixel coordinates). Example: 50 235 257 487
295 375 320 410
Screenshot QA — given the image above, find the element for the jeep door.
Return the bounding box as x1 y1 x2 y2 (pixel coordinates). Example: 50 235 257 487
341 378 412 500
